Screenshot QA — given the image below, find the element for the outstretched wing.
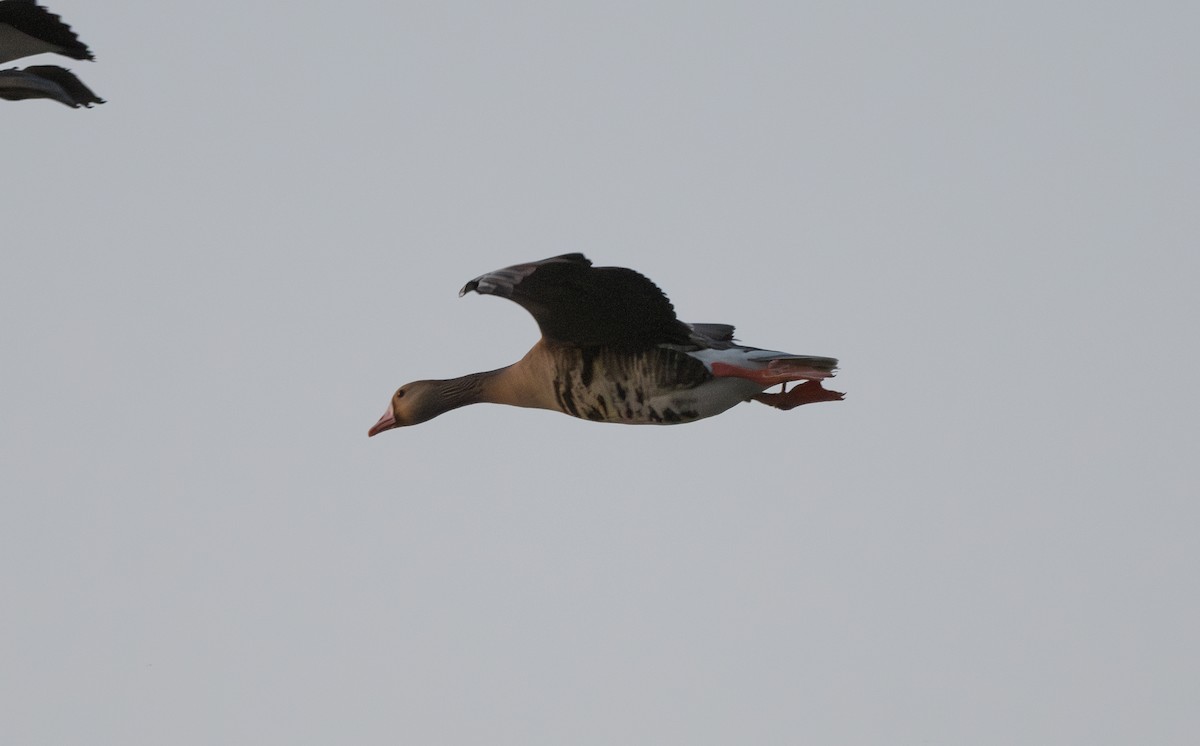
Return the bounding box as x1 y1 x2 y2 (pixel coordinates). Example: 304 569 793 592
460 253 693 349
0 1 95 64
0 64 103 106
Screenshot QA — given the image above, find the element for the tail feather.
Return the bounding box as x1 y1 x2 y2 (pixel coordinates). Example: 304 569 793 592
765 356 838 379
688 323 736 344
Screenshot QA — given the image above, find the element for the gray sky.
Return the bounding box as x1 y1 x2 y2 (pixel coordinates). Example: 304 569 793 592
3 1 1197 744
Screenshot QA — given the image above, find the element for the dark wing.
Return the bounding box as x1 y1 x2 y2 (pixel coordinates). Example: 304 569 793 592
21 64 102 105
460 253 693 349
0 1 95 64
0 65 72 104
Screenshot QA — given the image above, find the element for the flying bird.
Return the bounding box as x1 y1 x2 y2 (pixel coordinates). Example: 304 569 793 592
0 0 102 106
369 254 843 435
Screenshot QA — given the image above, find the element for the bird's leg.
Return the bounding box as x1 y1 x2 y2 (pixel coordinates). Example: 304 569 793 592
711 361 843 410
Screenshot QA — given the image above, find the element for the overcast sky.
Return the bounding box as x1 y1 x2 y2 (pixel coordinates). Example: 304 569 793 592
3 2 1198 744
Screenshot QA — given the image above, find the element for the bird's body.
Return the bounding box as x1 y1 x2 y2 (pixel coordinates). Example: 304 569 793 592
369 254 843 435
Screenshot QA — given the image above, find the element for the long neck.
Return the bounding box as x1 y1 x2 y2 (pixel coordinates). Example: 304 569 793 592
425 347 553 420
431 367 511 414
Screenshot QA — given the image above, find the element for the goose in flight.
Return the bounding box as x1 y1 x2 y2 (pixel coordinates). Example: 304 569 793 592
368 254 843 435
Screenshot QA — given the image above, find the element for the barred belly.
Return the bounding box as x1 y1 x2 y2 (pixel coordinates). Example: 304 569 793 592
548 346 756 424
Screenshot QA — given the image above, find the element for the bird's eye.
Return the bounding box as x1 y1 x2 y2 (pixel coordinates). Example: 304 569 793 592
396 389 406 399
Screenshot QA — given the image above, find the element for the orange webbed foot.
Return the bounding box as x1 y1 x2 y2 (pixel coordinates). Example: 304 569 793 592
752 380 845 410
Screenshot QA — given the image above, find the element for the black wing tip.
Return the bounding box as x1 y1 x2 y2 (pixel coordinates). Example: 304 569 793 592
59 45 95 62
15 64 104 106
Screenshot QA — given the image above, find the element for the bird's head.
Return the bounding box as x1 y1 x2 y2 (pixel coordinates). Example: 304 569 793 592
367 381 446 435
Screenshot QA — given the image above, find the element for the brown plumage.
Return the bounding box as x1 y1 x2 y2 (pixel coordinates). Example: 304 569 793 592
369 254 843 435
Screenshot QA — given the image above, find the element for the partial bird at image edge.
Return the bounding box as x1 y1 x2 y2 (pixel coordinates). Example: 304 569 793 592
0 0 103 107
